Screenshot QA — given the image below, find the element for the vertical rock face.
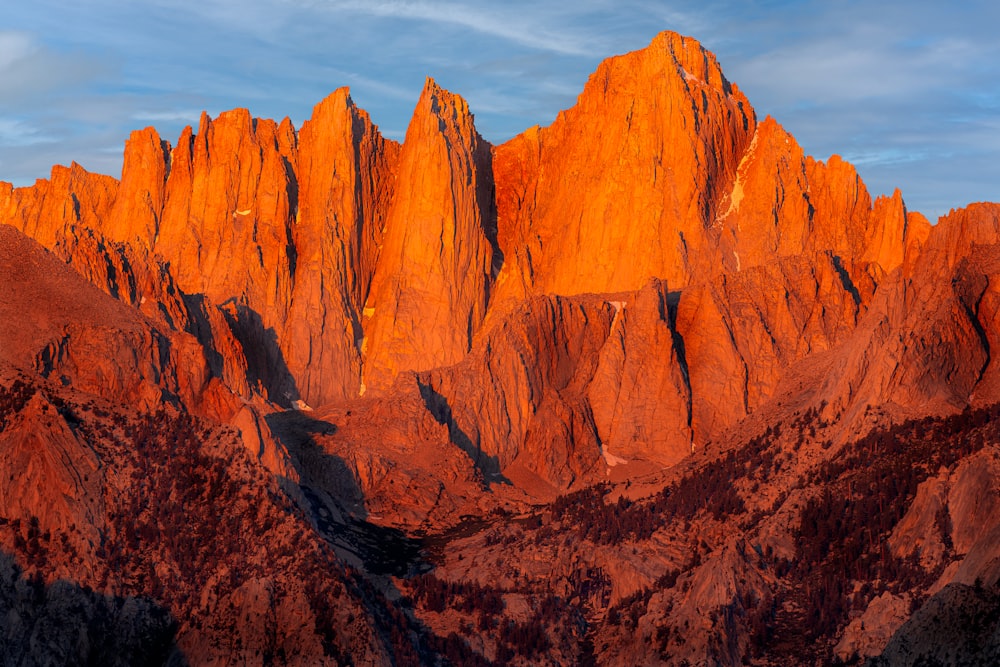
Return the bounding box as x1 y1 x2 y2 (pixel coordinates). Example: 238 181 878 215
3 29 997 493
415 253 868 492
156 108 297 307
586 280 693 464
676 253 868 439
1 91 403 408
0 29 924 424
108 127 170 246
819 203 1000 423
491 31 756 307
0 225 234 418
153 110 301 404
0 163 118 249
420 294 617 491
714 117 914 278
8 28 1000 667
361 79 496 393
285 89 399 405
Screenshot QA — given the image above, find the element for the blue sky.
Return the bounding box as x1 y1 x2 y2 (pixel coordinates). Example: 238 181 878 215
1 1 998 221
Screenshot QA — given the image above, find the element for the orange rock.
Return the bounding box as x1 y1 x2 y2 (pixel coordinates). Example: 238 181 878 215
107 126 169 246
491 31 756 309
155 108 297 322
52 223 190 332
285 88 400 405
0 224 236 420
0 391 103 544
1 162 118 249
361 79 496 393
586 280 692 465
1 27 990 504
811 204 1000 429
419 293 615 493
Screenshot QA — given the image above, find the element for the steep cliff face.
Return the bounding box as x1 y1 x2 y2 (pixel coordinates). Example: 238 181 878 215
717 117 919 279
676 252 868 441
285 89 399 405
361 79 497 394
813 203 1000 430
151 111 302 406
1 91 404 408
0 31 921 423
6 27 1000 667
0 162 118 249
109 126 170 246
408 252 867 497
587 280 693 465
491 46 917 318
420 293 617 493
491 31 755 308
0 30 942 499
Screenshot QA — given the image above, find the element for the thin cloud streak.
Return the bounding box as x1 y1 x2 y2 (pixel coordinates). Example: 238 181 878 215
324 1 594 56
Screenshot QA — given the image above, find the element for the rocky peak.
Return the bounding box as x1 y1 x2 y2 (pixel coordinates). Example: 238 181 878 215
490 30 757 308
285 86 400 405
360 77 496 394
108 126 170 247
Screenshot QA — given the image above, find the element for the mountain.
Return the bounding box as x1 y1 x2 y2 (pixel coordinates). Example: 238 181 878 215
1 30 999 665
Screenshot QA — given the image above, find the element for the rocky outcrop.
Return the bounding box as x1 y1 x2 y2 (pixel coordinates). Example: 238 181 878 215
0 162 117 249
361 79 496 394
677 253 869 440
587 280 692 465
2 93 401 408
0 225 231 417
815 204 1000 428
286 89 399 405
491 32 755 308
6 27 1000 667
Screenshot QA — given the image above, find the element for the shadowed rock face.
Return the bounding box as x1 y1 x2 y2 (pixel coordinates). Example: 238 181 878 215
4 28 1000 666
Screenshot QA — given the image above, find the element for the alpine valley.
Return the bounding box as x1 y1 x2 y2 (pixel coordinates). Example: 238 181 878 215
2 31 1000 665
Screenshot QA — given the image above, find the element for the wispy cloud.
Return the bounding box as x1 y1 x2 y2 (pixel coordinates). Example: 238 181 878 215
299 0 599 56
0 30 109 105
131 110 205 124
0 117 54 147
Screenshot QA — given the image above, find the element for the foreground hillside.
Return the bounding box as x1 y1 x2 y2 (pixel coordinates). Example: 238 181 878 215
1 30 999 665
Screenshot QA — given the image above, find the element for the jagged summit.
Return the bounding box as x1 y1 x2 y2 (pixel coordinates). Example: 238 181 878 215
361 77 495 394
0 28 930 444
2 29 1000 666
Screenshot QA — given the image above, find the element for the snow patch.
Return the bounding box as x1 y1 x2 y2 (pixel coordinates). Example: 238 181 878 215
716 126 759 223
681 68 701 84
602 446 628 468
607 300 626 330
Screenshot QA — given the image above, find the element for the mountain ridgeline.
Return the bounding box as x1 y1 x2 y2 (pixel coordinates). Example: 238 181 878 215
1 30 999 665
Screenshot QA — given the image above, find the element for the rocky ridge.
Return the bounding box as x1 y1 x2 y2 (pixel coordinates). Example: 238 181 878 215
1 29 999 665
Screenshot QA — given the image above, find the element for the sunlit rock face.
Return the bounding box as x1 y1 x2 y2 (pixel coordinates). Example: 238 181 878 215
3 29 1000 667
361 78 497 395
